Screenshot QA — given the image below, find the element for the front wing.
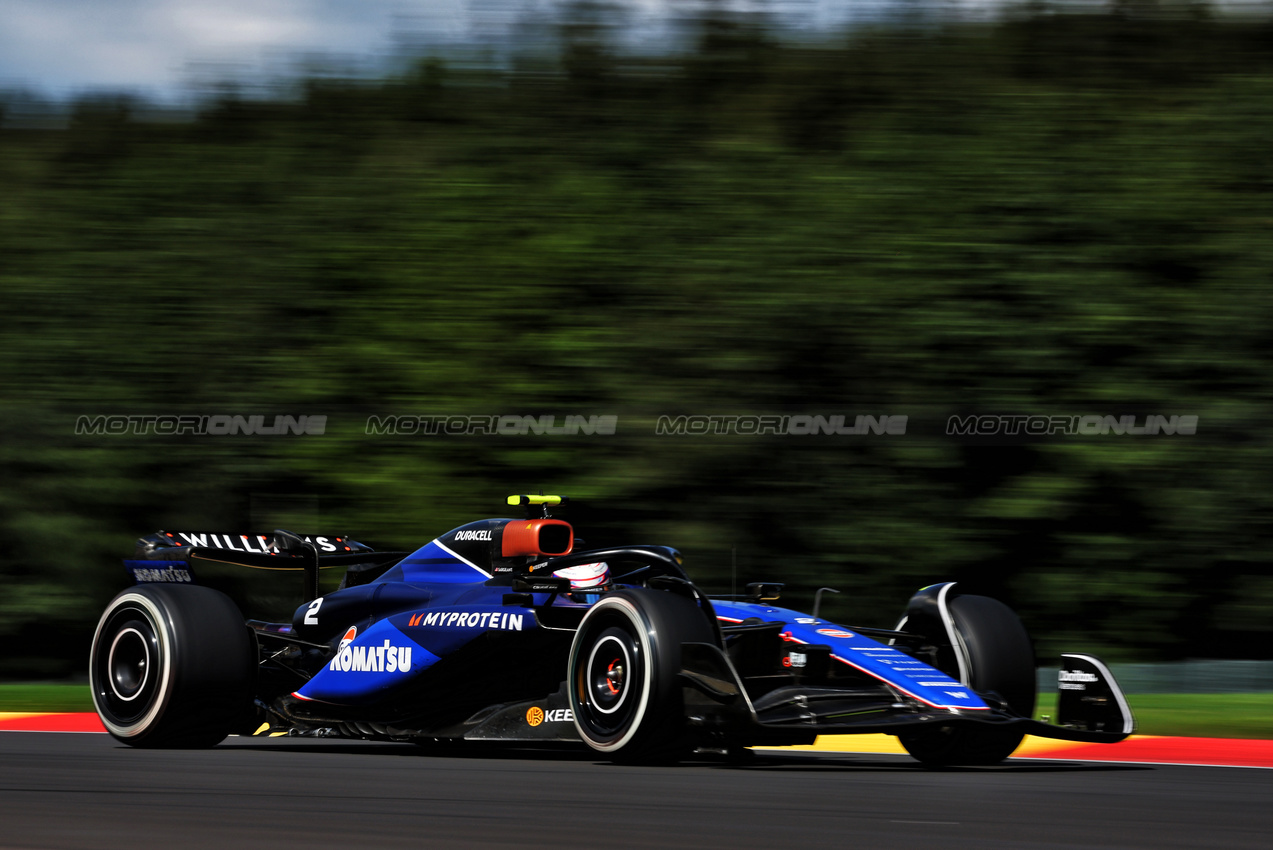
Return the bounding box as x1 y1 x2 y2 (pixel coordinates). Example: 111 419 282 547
678 641 1134 746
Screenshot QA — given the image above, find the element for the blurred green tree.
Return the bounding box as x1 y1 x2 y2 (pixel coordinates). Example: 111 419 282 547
2 6 1272 675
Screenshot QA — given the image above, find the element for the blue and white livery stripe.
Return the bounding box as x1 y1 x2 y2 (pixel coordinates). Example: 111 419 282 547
431 539 493 579
395 540 494 583
714 600 989 712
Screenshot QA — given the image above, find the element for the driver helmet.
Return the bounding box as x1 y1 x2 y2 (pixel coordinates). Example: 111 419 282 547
552 561 611 604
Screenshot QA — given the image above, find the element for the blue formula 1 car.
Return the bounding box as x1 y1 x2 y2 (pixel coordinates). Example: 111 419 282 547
90 495 1134 764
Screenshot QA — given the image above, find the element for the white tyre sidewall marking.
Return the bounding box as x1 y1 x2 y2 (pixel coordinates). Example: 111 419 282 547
91 591 175 738
570 597 653 753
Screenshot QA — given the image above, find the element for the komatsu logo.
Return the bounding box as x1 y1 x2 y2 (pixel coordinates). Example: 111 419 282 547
407 611 524 631
453 530 493 542
328 639 412 673
131 566 192 583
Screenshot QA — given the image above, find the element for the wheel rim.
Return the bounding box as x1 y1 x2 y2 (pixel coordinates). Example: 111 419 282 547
572 620 646 746
91 600 167 730
107 626 151 702
586 634 632 715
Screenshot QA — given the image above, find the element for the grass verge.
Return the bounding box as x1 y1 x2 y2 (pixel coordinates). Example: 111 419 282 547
1035 692 1273 739
1 685 1270 738
0 684 94 713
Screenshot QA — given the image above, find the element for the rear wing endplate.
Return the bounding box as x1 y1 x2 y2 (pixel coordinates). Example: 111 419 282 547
126 530 408 600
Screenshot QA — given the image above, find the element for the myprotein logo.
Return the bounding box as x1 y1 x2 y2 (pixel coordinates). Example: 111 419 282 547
407 611 525 631
328 639 412 673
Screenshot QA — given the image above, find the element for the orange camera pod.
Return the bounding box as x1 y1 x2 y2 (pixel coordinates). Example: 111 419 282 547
501 518 573 558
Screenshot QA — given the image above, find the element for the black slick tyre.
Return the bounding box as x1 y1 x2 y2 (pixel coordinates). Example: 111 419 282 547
90 584 255 748
568 588 716 763
899 594 1036 766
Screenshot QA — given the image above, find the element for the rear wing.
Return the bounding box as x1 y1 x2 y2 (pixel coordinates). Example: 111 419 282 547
126 530 409 599
136 531 367 557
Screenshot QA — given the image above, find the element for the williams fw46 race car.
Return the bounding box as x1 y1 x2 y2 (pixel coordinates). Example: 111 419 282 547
90 496 1134 764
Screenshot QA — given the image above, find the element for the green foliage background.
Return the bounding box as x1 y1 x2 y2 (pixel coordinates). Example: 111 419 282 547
2 8 1272 676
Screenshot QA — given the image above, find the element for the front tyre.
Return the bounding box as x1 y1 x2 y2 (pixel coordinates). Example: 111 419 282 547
90 585 255 748
899 594 1036 766
568 589 716 762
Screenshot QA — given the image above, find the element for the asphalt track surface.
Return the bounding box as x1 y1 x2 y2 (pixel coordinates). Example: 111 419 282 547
2 732 1271 849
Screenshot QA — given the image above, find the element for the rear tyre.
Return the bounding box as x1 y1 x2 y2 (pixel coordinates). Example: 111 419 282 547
568 589 716 763
90 585 255 748
899 594 1036 766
